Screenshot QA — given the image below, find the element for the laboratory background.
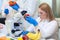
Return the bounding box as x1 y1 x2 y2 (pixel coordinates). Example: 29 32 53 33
0 0 60 40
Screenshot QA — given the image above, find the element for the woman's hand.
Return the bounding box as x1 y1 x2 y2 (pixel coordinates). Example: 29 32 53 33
0 23 3 29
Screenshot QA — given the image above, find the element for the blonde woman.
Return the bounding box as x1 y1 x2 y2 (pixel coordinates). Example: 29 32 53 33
36 3 58 40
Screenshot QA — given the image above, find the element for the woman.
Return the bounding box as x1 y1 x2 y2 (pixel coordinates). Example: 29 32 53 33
36 3 58 40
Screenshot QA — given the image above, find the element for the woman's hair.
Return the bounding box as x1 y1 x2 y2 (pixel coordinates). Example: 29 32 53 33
39 3 55 21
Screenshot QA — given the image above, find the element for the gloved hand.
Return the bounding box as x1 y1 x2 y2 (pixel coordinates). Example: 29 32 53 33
4 9 9 15
9 1 20 11
25 16 38 26
21 10 38 26
20 31 29 35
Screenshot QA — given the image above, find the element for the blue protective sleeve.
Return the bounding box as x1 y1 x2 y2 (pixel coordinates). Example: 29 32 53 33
25 16 38 26
10 4 20 11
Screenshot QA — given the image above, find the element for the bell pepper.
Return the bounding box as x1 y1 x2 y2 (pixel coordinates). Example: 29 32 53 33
27 30 41 40
17 37 23 40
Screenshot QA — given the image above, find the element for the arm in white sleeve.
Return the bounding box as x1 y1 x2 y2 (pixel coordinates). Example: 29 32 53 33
40 20 58 38
26 17 40 32
26 24 35 32
12 12 23 22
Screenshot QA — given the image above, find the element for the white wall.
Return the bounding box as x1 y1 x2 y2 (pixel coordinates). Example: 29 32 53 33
56 0 60 16
39 0 52 8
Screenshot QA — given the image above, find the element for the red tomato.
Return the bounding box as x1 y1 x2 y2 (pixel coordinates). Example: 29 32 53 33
9 1 16 6
22 35 29 40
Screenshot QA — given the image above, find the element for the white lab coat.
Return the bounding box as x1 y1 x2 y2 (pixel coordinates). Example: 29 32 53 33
0 24 8 37
17 0 38 16
36 17 58 40
2 0 38 31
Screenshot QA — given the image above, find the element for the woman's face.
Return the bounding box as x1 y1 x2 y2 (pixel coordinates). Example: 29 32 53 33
38 8 48 20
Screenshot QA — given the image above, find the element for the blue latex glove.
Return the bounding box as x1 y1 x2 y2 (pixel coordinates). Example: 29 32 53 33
4 9 9 15
20 31 29 35
10 4 20 11
25 16 38 26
